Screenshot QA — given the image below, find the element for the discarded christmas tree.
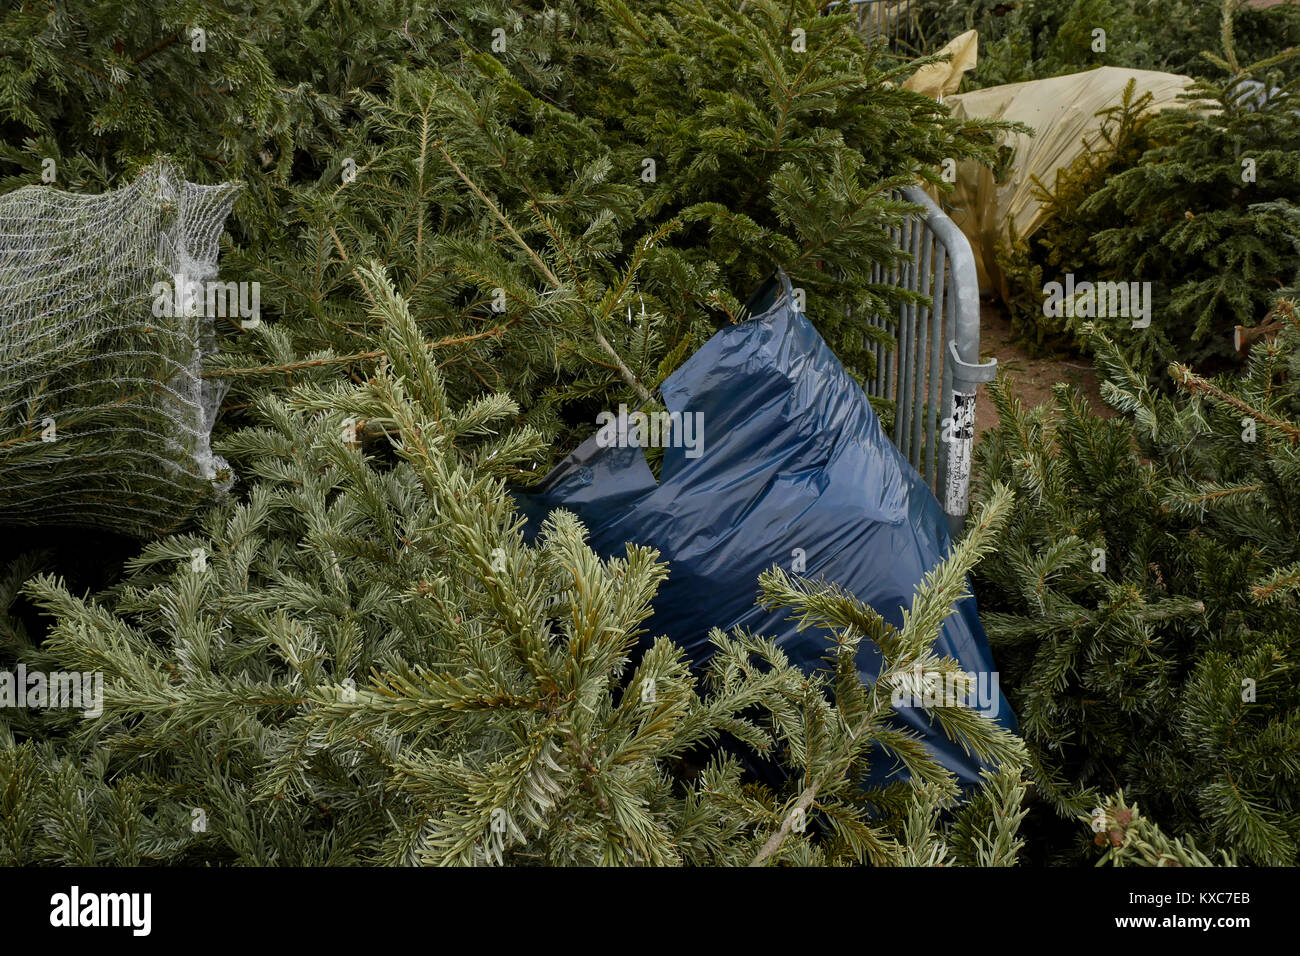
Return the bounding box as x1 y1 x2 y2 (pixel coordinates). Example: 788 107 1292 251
2 0 1295 869
973 300 1300 865
0 164 239 536
1 267 1027 866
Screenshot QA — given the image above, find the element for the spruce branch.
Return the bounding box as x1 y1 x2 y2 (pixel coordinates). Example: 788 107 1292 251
1170 363 1300 443
749 484 1017 866
1088 793 1235 867
431 138 652 403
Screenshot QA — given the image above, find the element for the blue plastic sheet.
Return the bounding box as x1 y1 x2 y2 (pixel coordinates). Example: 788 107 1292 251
516 271 1015 786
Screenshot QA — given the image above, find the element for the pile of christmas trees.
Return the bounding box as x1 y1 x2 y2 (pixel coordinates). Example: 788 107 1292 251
989 2 1300 380
0 0 1296 866
974 302 1300 865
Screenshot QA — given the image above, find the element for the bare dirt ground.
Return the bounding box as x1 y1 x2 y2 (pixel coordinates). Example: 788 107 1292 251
973 298 1115 441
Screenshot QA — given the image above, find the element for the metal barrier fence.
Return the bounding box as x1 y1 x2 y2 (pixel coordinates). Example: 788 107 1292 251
822 2 992 532
826 0 920 47
861 186 995 535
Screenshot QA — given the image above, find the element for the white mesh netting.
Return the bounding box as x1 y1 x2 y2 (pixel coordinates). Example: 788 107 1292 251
0 163 241 537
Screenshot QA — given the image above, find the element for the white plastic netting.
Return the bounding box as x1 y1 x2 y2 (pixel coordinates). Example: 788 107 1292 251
0 163 241 538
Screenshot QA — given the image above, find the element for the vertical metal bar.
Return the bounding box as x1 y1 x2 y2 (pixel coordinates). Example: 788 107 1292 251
870 261 883 397
892 215 906 445
896 217 915 456
905 220 922 465
894 216 906 447
937 263 961 533
914 190 993 536
926 243 948 487
884 221 898 404
912 228 933 477
908 216 925 458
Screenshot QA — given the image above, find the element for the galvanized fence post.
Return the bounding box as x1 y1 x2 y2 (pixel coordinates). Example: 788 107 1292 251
875 186 996 537
821 2 994 533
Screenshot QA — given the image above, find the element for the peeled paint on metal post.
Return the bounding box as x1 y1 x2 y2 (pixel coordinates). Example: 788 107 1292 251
514 270 1016 787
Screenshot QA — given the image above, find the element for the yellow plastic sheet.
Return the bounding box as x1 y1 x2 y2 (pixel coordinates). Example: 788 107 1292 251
937 66 1197 294
903 29 978 99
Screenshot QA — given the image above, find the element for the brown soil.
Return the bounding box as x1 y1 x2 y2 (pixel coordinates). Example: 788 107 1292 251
974 298 1116 441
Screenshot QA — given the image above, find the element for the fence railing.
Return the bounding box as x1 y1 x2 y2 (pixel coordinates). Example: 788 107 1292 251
860 185 995 535
825 2 987 532
826 0 920 48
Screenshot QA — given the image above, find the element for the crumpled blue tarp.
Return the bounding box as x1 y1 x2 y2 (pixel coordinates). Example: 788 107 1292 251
515 271 1015 786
